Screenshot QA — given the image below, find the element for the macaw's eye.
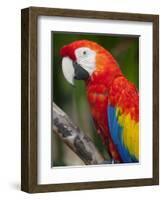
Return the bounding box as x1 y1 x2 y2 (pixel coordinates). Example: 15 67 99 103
83 51 87 55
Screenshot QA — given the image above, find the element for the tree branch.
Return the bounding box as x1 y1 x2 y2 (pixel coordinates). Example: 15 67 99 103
52 102 105 165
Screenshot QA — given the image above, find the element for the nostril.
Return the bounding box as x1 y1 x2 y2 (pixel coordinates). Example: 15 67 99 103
73 61 78 68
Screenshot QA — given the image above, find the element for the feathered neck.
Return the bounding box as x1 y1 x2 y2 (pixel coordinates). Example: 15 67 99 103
86 64 122 88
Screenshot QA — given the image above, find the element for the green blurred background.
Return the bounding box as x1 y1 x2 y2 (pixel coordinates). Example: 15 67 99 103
52 32 139 167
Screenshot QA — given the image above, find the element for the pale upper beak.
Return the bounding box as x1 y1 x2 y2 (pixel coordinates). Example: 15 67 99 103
62 57 75 85
62 57 89 86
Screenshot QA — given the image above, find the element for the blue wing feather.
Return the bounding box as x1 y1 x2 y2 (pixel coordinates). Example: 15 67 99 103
108 106 137 163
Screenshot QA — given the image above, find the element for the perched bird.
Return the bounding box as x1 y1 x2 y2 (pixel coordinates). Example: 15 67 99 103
60 40 139 163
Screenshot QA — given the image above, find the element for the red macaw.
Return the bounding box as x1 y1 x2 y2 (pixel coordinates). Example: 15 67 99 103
60 40 139 163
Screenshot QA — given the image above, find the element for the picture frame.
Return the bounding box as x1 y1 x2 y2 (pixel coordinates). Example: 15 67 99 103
21 7 159 193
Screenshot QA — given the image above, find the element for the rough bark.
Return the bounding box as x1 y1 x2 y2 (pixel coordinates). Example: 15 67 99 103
52 103 105 165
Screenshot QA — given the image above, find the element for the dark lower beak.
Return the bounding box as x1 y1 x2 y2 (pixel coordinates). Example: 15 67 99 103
73 62 89 80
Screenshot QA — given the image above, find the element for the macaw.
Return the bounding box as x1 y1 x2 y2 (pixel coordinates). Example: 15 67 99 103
60 40 139 163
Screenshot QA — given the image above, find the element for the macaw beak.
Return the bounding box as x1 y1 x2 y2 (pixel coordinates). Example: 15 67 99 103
62 57 90 86
62 57 75 85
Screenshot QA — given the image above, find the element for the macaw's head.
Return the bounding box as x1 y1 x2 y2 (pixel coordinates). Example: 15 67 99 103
60 40 120 85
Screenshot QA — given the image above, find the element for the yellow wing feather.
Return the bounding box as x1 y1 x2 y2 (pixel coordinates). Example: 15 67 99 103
116 108 139 160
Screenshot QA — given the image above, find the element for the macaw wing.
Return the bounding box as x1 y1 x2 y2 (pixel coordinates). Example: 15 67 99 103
107 105 139 163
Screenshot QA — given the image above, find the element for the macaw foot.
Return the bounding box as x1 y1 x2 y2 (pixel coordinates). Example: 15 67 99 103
100 159 114 164
100 159 120 164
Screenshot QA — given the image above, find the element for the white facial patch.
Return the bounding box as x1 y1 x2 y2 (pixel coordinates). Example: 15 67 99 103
74 47 96 75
